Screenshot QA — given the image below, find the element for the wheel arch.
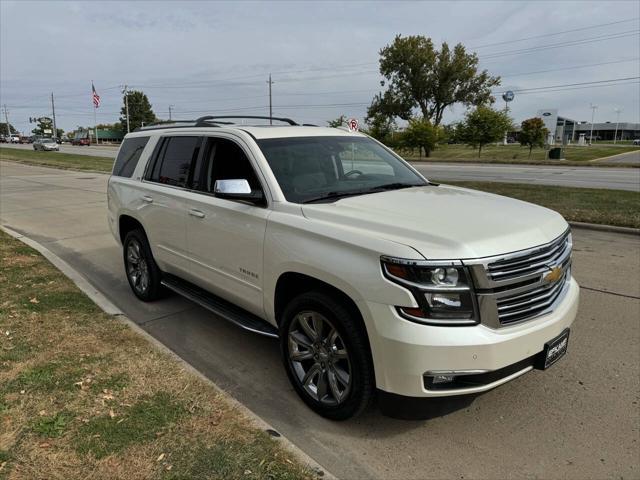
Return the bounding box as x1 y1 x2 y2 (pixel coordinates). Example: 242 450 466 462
118 214 145 244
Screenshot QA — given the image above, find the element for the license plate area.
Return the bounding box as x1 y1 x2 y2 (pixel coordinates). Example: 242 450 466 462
538 328 570 369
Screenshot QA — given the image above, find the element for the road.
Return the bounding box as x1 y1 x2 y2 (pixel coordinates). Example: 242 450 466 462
3 142 640 191
1 161 639 479
2 142 118 158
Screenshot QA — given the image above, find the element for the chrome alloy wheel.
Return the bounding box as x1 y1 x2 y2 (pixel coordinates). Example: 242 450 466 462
126 239 150 295
288 311 352 406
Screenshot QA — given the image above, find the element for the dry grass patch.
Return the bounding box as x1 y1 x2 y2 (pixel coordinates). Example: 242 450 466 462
0 231 315 480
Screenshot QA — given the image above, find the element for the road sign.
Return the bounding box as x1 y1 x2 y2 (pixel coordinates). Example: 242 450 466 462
38 116 53 124
502 91 515 103
347 118 359 132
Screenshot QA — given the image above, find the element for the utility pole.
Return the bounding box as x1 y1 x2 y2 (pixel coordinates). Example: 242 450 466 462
51 92 57 139
589 103 598 145
2 105 10 138
267 74 274 125
122 85 130 133
168 105 174 121
613 108 622 144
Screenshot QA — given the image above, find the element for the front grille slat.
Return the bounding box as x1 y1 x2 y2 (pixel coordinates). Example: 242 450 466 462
480 230 572 326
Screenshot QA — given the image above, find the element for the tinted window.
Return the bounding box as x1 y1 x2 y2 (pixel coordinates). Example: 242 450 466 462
200 138 261 193
257 136 425 203
149 136 200 187
113 136 149 177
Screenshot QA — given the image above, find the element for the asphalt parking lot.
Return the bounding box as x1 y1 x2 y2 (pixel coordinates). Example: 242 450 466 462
1 161 639 479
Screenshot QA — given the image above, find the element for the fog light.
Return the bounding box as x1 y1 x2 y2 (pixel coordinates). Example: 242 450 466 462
430 374 455 384
425 292 462 308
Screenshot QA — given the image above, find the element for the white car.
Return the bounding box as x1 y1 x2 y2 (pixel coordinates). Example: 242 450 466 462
107 116 579 420
33 138 60 151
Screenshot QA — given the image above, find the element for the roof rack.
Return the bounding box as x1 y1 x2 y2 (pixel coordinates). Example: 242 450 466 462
194 115 298 126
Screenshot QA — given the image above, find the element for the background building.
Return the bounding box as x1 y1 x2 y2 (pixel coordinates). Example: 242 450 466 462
534 109 639 143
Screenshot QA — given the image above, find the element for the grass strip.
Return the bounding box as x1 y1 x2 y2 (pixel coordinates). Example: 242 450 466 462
0 147 114 172
0 230 315 479
404 144 639 167
439 181 640 229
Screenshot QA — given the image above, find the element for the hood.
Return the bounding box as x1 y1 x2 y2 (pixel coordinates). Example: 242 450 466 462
301 185 568 260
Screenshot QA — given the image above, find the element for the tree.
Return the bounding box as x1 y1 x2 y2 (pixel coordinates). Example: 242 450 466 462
31 118 55 137
457 106 513 158
327 115 346 127
519 117 549 158
367 35 501 126
120 90 156 132
0 122 17 135
402 117 444 158
363 113 397 146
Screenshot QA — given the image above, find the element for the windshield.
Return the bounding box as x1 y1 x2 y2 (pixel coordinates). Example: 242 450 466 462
42 139 54 143
257 136 427 203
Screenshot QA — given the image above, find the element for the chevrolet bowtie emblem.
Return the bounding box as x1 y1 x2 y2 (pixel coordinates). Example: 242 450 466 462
544 266 563 283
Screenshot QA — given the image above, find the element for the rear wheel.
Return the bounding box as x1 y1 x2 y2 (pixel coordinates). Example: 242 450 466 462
123 229 164 301
280 291 374 420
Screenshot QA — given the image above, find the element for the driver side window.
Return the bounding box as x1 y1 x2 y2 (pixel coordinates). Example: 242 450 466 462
199 137 262 194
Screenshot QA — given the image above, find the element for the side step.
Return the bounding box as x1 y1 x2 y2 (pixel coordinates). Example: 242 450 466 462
161 274 279 338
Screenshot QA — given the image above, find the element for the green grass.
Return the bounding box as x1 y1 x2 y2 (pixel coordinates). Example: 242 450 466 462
440 181 640 228
0 146 114 172
404 143 639 166
32 411 74 438
75 392 185 459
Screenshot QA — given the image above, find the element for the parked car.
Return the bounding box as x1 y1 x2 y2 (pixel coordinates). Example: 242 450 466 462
633 139 640 146
108 116 578 420
9 135 20 143
33 137 60 151
71 136 90 146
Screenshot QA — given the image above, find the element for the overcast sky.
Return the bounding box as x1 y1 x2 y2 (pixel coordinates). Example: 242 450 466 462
1 0 639 134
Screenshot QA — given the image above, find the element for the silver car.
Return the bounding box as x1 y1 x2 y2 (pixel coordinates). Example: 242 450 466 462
33 138 59 151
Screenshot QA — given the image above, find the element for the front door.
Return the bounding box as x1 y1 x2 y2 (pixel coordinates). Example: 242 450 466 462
185 135 269 317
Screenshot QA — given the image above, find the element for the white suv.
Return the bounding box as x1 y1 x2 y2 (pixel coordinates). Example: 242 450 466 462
108 116 579 420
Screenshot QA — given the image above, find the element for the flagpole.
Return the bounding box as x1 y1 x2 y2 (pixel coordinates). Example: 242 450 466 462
92 81 99 145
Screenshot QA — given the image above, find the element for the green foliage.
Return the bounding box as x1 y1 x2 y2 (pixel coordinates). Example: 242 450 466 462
402 117 444 157
0 122 17 135
74 392 184 458
520 117 549 158
32 412 73 438
363 113 397 146
327 115 346 127
457 106 513 157
120 90 156 132
367 35 500 126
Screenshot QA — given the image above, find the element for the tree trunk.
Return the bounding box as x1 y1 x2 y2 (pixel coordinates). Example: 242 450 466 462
478 145 482 158
528 145 533 159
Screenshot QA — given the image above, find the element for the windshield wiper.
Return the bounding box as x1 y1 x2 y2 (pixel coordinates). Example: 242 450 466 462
303 183 422 204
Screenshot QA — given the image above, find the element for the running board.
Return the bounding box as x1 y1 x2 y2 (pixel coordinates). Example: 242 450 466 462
161 274 279 338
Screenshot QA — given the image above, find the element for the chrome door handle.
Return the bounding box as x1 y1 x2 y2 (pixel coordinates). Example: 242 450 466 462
142 195 153 203
189 209 205 219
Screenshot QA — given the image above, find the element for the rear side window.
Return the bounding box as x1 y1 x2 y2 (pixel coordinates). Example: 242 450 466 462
148 136 200 188
113 136 149 177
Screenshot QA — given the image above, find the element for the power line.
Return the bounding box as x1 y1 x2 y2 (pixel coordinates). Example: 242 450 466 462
500 58 640 78
471 17 640 49
505 76 640 93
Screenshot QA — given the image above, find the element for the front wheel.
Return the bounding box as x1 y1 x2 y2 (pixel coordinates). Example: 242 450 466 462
122 229 164 301
280 291 374 420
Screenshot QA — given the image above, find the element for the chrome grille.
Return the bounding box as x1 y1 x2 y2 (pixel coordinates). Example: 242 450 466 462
496 267 570 324
468 229 573 328
486 231 571 282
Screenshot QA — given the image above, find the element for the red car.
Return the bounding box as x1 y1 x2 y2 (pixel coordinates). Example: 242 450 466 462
71 137 90 146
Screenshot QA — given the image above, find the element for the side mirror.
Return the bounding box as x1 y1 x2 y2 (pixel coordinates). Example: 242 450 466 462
213 179 265 205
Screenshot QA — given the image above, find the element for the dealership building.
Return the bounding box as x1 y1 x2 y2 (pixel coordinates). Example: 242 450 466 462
536 109 639 144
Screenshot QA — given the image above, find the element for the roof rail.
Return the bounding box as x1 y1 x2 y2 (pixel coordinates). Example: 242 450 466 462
194 115 298 126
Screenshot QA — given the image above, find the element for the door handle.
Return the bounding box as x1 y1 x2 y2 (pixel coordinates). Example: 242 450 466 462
189 209 205 219
142 195 153 203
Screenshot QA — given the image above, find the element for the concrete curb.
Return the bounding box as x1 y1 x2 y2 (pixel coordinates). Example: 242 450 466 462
569 221 639 236
1 225 335 480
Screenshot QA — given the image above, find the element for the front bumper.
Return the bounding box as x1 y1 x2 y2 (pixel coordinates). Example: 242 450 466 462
360 277 579 397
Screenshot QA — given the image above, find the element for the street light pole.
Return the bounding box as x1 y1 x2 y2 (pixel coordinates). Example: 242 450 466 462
51 93 57 139
613 108 622 144
589 103 598 145
168 105 174 121
122 85 130 133
267 74 274 125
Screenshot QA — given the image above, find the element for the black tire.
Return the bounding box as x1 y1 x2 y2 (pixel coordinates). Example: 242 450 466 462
279 291 374 420
122 229 164 301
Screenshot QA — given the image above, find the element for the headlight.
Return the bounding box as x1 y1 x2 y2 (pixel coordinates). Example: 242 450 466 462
381 256 478 326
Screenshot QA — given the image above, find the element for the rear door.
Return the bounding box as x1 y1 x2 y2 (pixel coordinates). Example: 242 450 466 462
185 135 270 316
137 135 202 277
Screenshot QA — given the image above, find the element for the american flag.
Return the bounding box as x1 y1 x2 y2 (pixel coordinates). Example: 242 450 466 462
92 82 101 108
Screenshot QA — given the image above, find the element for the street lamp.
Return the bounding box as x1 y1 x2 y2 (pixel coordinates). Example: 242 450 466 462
613 108 622 144
589 103 598 145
